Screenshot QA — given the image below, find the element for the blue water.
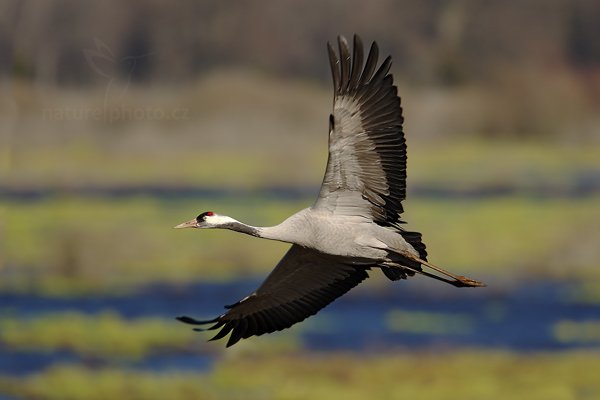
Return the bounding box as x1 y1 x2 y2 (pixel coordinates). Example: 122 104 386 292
1 277 599 377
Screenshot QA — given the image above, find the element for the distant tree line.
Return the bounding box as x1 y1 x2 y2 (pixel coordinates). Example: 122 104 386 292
2 0 598 88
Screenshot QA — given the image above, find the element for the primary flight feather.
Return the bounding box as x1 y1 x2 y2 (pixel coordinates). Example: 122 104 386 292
175 35 485 348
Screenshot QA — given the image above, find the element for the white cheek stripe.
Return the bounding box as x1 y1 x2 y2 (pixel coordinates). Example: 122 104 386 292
206 215 237 225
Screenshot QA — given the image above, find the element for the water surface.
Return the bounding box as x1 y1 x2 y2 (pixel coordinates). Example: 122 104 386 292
2 278 598 377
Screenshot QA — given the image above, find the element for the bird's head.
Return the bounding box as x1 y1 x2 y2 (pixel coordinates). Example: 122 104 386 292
174 211 235 229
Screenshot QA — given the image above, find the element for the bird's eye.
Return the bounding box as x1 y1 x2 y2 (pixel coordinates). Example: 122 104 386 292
196 211 214 222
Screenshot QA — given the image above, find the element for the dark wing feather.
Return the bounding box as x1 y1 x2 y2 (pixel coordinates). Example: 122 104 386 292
314 35 408 229
178 245 371 347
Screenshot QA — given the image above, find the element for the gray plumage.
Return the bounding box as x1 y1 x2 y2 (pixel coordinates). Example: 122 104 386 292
175 35 484 348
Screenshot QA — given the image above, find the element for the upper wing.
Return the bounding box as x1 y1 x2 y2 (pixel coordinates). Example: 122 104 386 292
177 244 371 347
314 35 407 228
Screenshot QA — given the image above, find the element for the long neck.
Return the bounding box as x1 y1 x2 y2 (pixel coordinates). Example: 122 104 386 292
221 221 261 237
220 217 302 244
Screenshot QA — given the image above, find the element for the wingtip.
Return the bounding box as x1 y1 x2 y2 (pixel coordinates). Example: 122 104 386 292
353 34 363 51
176 315 219 325
337 35 350 57
226 336 241 347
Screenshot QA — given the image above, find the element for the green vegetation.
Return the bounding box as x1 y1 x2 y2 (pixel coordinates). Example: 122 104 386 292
386 309 474 335
0 311 300 359
0 312 201 359
405 195 600 281
3 192 599 295
6 136 600 191
553 320 600 345
566 282 600 305
1 350 599 400
409 140 600 192
2 196 302 294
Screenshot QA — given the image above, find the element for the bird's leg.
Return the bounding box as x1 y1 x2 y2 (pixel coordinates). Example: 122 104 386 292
393 254 486 287
382 262 472 287
417 257 485 287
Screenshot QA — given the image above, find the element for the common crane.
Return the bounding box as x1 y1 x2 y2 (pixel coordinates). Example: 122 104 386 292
175 35 485 347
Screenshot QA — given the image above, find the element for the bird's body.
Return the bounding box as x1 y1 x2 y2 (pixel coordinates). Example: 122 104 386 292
175 35 484 347
215 208 419 261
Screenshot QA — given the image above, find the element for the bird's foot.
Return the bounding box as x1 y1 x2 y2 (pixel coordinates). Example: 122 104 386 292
451 276 486 288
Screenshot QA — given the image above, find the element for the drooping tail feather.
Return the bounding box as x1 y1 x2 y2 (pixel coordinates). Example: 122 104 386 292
400 229 427 261
380 229 427 281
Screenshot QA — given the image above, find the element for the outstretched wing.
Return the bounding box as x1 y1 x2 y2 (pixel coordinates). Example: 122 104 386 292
178 245 371 347
314 35 407 229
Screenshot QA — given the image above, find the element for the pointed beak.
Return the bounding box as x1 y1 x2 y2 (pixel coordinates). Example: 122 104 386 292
174 219 197 229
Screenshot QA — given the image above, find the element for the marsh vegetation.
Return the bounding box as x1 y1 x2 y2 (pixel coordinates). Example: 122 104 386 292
3 1 600 398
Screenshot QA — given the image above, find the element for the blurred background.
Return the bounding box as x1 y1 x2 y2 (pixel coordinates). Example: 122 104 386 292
1 0 600 399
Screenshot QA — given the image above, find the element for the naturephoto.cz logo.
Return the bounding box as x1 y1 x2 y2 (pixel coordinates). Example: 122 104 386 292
43 38 188 122
43 105 189 122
